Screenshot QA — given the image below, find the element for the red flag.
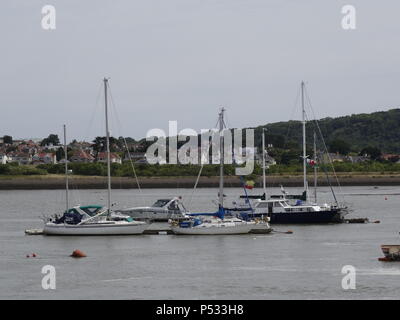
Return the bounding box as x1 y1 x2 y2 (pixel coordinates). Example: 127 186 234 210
244 180 255 189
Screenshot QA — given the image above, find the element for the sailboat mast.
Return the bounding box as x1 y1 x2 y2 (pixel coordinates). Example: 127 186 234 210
301 81 308 199
313 131 317 203
218 108 225 208
104 78 111 215
262 128 266 196
64 124 69 212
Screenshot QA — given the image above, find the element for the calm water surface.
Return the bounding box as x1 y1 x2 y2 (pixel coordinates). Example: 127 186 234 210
0 186 399 299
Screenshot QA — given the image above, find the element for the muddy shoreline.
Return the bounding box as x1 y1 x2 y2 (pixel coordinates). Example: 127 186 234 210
1 174 400 189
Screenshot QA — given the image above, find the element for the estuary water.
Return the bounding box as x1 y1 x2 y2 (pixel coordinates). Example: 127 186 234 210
0 186 399 300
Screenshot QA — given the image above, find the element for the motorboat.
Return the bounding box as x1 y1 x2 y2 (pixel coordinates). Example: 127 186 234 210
117 197 188 222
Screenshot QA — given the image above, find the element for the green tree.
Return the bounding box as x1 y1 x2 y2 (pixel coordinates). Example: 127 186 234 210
92 136 121 152
280 150 300 165
3 135 12 144
328 139 351 155
55 147 71 161
359 146 382 160
41 134 60 146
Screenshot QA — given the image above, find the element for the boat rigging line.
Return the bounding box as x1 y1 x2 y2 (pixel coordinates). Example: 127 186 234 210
303 85 346 206
107 82 145 206
187 111 223 210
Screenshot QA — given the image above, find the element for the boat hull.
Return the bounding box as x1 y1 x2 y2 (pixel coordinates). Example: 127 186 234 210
266 209 344 224
44 222 148 236
381 245 400 261
171 224 253 235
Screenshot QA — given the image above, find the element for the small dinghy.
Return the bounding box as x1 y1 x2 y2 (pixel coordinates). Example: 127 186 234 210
25 229 44 235
380 245 400 261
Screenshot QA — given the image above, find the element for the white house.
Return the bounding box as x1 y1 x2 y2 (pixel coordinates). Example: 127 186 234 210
0 154 10 164
70 150 95 163
10 153 32 165
97 152 122 164
32 152 57 164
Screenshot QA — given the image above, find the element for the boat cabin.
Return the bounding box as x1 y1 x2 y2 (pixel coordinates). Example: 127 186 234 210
151 198 185 212
54 205 106 225
252 199 330 214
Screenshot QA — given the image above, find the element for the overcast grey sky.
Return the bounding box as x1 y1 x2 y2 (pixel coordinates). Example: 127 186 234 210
1 0 399 141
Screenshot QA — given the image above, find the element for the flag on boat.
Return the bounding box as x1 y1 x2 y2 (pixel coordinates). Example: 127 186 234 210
307 159 317 167
244 180 255 189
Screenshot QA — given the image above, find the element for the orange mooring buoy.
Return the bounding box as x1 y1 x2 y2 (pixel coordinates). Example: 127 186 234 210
70 249 87 258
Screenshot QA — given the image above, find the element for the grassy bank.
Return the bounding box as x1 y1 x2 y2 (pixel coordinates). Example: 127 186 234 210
1 172 400 189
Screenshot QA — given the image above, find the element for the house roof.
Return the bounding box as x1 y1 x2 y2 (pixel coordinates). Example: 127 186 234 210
72 150 95 160
36 152 54 158
97 152 121 159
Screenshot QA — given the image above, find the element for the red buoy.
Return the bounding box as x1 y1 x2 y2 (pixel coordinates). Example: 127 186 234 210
32 253 37 258
70 249 86 258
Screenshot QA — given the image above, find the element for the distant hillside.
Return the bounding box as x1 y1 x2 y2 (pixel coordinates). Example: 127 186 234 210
253 108 400 154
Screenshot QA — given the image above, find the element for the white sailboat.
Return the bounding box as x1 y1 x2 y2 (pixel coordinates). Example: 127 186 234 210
171 215 258 235
171 108 269 235
44 78 148 235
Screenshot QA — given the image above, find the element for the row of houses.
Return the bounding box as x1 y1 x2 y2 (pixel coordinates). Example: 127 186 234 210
69 150 124 164
0 150 130 166
0 138 145 165
323 153 370 163
5 138 400 166
0 152 57 165
324 153 400 163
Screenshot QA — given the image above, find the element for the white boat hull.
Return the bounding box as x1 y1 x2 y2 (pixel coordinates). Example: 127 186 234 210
171 223 253 235
44 221 148 236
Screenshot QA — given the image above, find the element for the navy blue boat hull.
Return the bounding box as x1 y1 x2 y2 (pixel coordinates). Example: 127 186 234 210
247 209 344 224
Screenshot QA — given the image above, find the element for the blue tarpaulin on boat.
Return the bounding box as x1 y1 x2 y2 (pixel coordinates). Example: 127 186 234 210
189 206 225 220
